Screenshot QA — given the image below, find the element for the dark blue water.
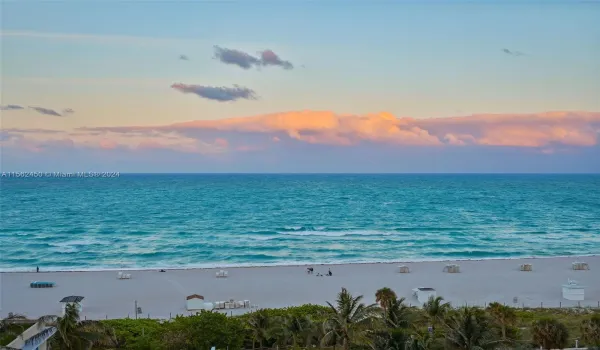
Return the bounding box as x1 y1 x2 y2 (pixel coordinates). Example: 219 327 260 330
1 174 598 271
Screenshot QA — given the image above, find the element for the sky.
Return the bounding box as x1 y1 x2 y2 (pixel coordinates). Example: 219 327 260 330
1 0 599 173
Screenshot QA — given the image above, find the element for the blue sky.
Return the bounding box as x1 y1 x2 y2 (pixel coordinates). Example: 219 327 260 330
1 0 599 172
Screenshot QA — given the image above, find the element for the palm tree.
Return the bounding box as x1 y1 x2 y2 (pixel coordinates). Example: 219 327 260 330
581 314 600 349
39 303 105 350
279 315 314 348
444 306 501 350
405 330 436 350
423 296 449 331
376 288 398 313
246 309 273 350
320 326 341 350
531 318 570 350
486 302 516 341
322 287 381 350
384 297 411 329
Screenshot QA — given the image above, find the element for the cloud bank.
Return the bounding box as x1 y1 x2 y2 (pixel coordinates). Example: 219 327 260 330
171 83 257 102
92 110 597 149
213 46 294 70
2 110 599 172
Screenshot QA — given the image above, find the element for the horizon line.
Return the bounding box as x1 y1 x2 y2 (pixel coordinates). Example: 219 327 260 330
1 172 599 176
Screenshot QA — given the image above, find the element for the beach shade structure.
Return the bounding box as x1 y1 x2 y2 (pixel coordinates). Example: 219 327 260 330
30 281 55 288
216 270 228 278
186 294 213 311
117 271 132 279
562 279 585 301
412 287 437 304
520 263 533 272
59 296 84 316
443 264 460 273
398 265 410 273
572 261 590 270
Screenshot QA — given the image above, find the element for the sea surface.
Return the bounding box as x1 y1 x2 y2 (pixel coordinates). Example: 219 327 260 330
1 174 599 271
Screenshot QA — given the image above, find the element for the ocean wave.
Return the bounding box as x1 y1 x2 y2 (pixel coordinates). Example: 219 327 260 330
2 174 599 271
278 229 394 237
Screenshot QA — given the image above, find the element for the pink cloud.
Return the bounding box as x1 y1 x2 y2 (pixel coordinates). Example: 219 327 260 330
168 111 442 146
99 139 118 149
416 111 600 147
6 110 600 156
214 138 229 148
162 110 600 148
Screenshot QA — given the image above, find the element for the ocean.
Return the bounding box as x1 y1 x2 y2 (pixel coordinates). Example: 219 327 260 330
0 174 599 271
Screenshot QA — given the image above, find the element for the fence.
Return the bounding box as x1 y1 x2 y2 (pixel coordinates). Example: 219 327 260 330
74 300 600 321
82 309 245 321
406 300 600 310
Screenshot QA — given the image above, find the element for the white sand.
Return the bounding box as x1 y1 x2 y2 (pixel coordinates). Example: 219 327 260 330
1 256 599 320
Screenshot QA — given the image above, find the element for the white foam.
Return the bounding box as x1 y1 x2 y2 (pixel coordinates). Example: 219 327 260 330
279 230 395 237
4 253 598 273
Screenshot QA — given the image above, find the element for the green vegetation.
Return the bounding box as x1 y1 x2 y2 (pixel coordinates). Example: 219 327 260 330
0 313 34 346
2 287 599 349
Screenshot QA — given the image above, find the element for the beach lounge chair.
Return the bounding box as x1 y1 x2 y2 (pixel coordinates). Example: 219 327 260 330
398 265 410 273
216 270 228 278
117 271 132 279
443 264 460 273
572 262 590 270
520 263 532 271
30 281 55 288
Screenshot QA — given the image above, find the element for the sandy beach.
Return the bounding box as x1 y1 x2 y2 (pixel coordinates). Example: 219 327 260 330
1 256 599 320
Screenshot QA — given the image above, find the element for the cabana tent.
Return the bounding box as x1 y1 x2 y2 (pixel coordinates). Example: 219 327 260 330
443 264 460 273
520 264 532 271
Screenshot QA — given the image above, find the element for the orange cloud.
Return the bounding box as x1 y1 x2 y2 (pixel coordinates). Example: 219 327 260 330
169 111 442 146
417 111 600 147
5 110 600 155
163 110 600 148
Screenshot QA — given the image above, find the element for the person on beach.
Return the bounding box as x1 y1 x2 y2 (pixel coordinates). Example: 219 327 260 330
327 268 332 276
36 266 39 273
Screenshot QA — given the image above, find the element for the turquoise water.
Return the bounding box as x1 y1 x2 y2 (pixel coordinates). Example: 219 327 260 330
1 174 599 271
